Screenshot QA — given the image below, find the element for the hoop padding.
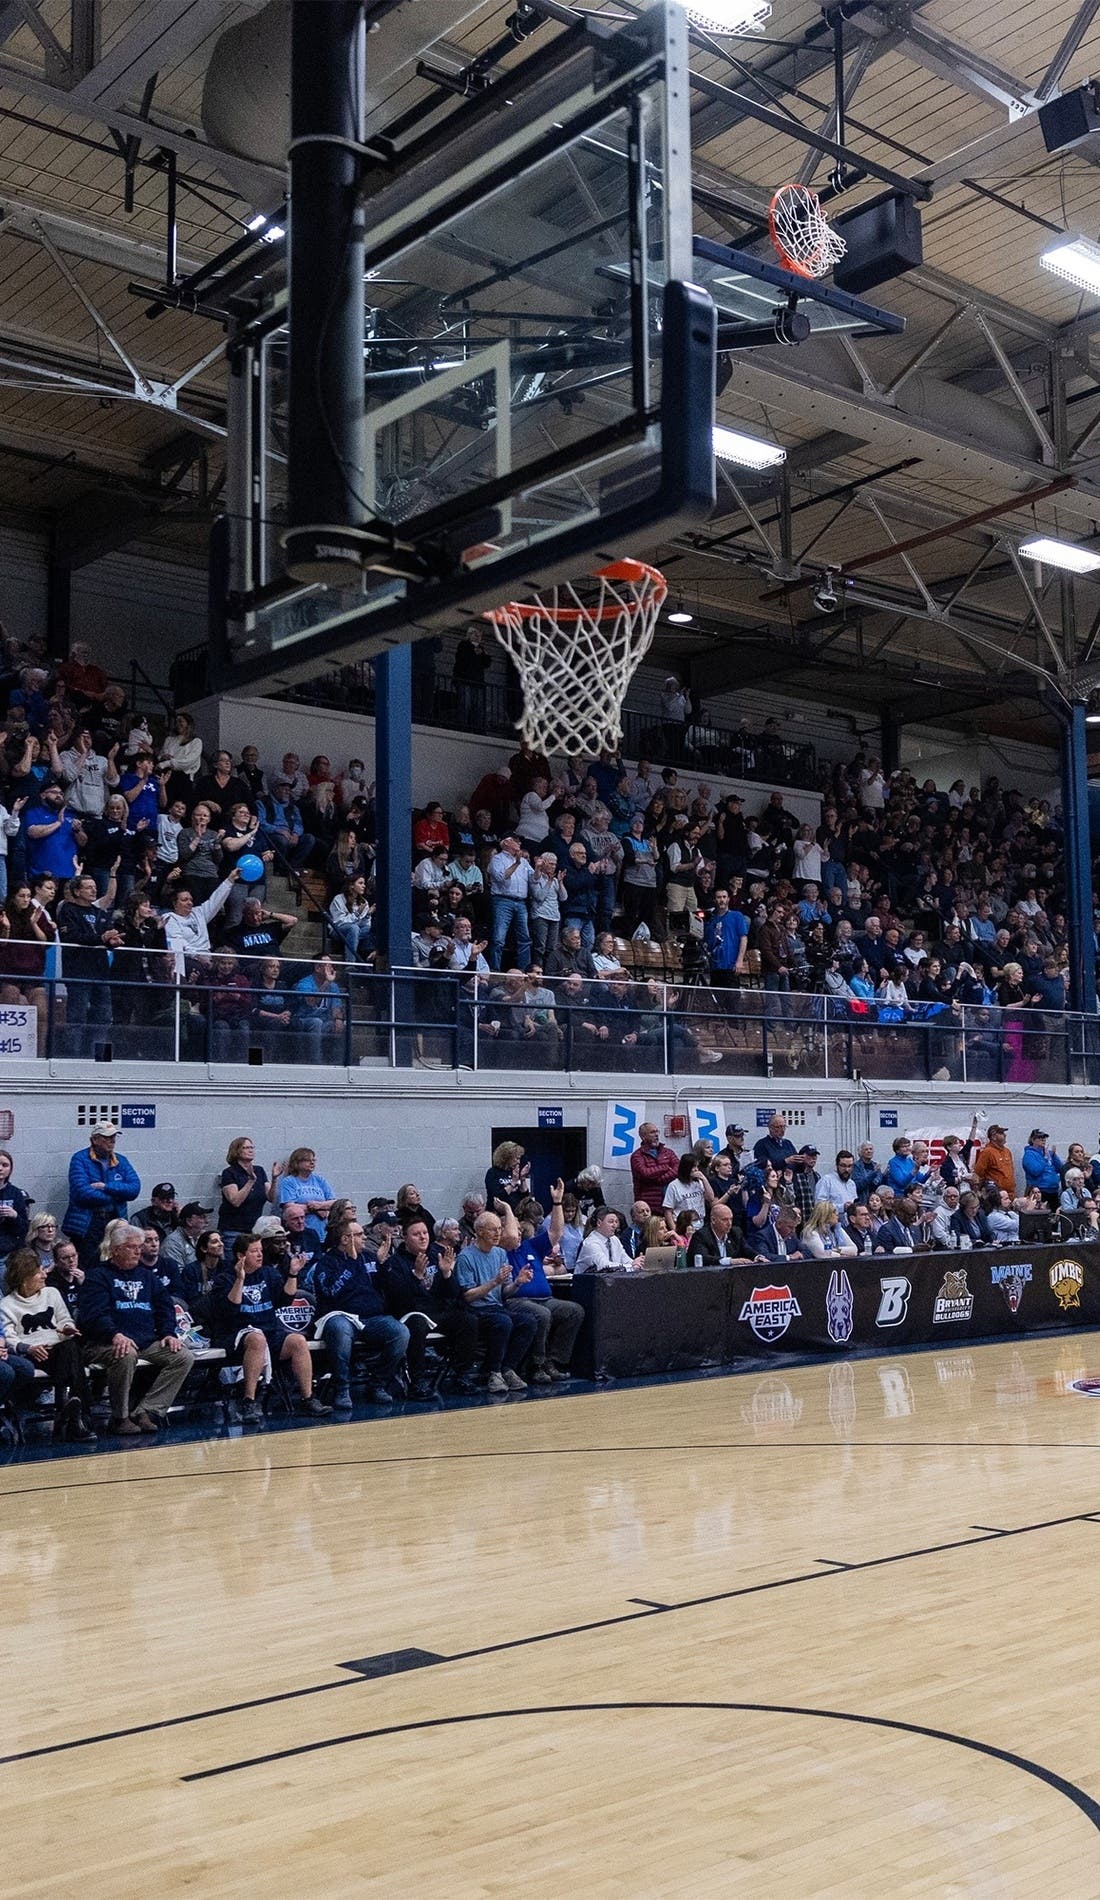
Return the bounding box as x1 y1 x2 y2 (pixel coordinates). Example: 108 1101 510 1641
486 558 667 757
768 183 847 280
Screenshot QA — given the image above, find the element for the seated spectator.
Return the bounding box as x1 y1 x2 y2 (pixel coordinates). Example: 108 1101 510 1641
133 1181 179 1236
1060 1168 1095 1215
164 868 238 973
161 1201 213 1282
454 1210 540 1393
80 1222 195 1435
575 1206 640 1274
278 1201 322 1262
413 802 451 858
800 1200 857 1258
204 953 254 1062
546 923 596 979
167 1228 223 1326
686 1200 743 1266
250 957 296 1051
985 1188 1022 1245
192 750 250 821
395 1183 435 1238
751 1206 807 1263
225 897 296 961
876 1196 920 1253
312 1216 409 1407
842 1203 876 1255
257 778 315 870
328 875 372 962
0 1247 95 1440
383 1217 478 1397
211 1232 331 1425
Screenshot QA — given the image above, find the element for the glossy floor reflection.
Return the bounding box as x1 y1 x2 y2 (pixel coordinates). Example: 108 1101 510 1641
6 1334 1100 1896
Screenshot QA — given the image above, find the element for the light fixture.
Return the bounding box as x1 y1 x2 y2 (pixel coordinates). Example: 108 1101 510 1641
1019 535 1100 574
667 602 694 624
1040 236 1100 296
1087 713 1100 723
712 424 786 469
685 0 772 33
247 212 285 243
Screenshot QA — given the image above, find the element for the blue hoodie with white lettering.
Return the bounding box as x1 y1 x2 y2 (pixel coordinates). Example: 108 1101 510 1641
79 1262 175 1349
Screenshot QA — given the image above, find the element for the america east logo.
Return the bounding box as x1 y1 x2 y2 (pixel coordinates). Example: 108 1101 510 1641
990 1261 1032 1315
740 1284 801 1343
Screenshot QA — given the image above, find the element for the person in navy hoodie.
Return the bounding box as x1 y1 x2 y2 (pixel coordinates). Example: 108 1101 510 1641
212 1232 331 1426
313 1217 409 1410
382 1218 477 1398
80 1223 195 1434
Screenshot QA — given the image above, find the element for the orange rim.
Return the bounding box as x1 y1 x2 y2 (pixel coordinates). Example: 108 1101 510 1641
768 185 819 281
484 559 666 623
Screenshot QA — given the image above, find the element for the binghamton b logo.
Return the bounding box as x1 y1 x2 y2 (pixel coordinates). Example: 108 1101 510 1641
1050 1259 1085 1311
933 1268 974 1325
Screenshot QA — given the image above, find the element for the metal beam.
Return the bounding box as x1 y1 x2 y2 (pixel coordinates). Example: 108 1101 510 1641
888 18 1037 119
795 36 882 188
67 0 241 108
1036 0 1100 101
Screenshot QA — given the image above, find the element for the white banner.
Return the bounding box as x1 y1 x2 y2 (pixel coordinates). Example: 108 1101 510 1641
689 1103 724 1153
0 1003 36 1059
603 1100 646 1170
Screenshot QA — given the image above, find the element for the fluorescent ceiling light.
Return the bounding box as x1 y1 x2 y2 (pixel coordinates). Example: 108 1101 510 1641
713 424 786 469
1040 236 1100 296
686 0 772 33
1087 713 1100 723
247 213 284 242
667 606 694 624
1019 535 1100 574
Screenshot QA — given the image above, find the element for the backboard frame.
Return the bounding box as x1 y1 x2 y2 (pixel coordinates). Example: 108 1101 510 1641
211 0 716 695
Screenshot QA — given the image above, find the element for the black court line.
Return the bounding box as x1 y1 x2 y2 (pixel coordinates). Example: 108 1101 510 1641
7 1500 1095 1770
179 1698 1100 1842
4 1437 1100 1501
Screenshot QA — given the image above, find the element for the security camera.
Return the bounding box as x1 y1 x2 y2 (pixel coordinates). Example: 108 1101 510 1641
813 574 839 612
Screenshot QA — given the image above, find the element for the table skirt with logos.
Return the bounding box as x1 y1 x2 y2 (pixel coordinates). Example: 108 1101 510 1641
568 1242 1100 1381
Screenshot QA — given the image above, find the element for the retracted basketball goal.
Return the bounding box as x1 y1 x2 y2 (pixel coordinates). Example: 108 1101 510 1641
485 559 667 757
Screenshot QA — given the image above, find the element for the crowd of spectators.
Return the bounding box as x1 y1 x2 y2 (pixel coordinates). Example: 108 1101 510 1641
2 1113 1094 1447
0 624 1088 1072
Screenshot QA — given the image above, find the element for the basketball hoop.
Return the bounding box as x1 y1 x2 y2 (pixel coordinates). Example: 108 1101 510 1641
485 558 667 757
768 183 847 280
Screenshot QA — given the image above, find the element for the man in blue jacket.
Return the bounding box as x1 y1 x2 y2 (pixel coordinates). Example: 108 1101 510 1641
1022 1129 1063 1206
313 1217 409 1409
81 1223 195 1433
64 1120 141 1267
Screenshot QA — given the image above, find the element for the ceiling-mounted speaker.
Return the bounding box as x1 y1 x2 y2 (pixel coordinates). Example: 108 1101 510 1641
831 191 923 295
1039 83 1100 153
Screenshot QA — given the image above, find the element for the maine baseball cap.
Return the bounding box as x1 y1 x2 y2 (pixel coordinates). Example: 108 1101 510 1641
152 1182 177 1200
725 1123 746 1136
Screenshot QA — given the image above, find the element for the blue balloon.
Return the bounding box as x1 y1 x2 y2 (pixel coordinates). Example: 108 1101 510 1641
237 852 265 884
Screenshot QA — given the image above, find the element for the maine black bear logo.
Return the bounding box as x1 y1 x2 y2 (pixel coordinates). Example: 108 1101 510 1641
19 1309 56 1336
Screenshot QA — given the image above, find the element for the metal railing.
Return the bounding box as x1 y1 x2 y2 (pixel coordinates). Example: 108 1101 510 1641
169 643 819 791
6 947 1095 1083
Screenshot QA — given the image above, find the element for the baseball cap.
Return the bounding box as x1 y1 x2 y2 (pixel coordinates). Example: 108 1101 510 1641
367 1195 394 1212
179 1200 213 1219
1029 1128 1048 1142
152 1182 177 1200
798 1144 820 1156
987 1122 1006 1138
725 1123 746 1137
91 1120 117 1137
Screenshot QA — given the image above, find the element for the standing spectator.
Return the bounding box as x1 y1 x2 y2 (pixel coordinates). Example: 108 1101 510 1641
57 869 120 1057
817 1151 857 1217
193 749 250 820
276 1146 337 1240
158 711 203 792
0 1149 31 1259
529 853 564 967
973 1123 1016 1199
1 1248 95 1441
1021 1128 1063 1205
852 1142 881 1198
503 1187 585 1381
313 1217 409 1407
56 727 119 818
24 782 85 883
219 1136 282 1236
63 1120 141 1269
452 626 492 730
163 870 238 973
119 752 167 830
659 674 690 759
176 803 224 903
620 813 659 936
705 889 749 987
80 1223 195 1434
754 1114 797 1170
630 1121 679 1213
211 1232 330 1425
662 1151 714 1223
487 835 533 970
485 1140 531 1209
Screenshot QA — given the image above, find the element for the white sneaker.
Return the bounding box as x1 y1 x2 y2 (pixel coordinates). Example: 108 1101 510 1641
502 1367 527 1391
486 1371 508 1394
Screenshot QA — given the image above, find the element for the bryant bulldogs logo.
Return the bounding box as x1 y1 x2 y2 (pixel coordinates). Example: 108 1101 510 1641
826 1269 854 1344
1050 1259 1085 1311
739 1284 801 1343
990 1261 1032 1314
933 1268 974 1325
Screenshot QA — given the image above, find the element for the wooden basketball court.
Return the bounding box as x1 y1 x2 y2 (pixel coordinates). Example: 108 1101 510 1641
6 1335 1100 1895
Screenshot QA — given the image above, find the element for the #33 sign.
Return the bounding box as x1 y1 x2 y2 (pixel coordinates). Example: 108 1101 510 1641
0 1004 36 1058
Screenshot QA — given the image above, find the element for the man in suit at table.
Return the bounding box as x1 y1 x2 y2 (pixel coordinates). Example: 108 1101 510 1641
687 1201 745 1269
751 1207 809 1264
842 1203 877 1257
875 1196 920 1254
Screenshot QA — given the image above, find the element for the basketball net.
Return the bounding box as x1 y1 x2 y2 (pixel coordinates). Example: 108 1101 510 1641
768 183 847 280
485 558 667 757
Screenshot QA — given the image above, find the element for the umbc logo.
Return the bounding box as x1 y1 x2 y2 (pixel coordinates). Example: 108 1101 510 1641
740 1283 801 1342
826 1269 854 1344
1050 1259 1085 1311
932 1268 974 1325
991 1261 1032 1314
